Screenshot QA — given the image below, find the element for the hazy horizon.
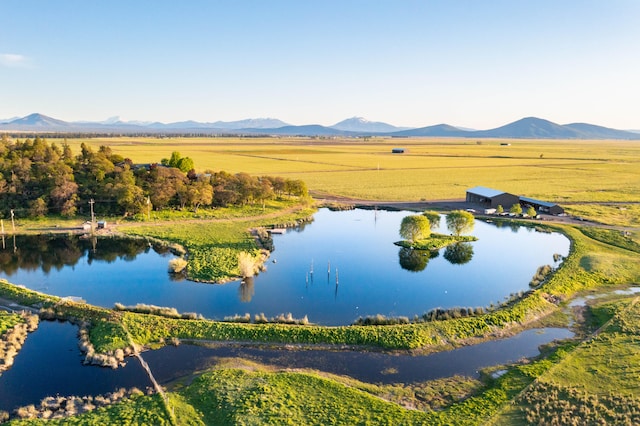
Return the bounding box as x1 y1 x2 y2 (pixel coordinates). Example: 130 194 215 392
1 1 639 129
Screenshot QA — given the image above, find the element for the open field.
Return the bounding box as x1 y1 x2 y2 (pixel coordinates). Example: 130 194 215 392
59 137 640 207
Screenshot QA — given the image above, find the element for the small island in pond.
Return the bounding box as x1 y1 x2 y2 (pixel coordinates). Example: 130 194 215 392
396 210 477 250
395 233 477 251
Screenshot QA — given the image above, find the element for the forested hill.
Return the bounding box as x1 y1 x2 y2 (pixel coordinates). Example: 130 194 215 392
0 135 307 219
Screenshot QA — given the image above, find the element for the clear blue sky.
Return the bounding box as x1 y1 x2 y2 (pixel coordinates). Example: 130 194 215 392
1 1 639 129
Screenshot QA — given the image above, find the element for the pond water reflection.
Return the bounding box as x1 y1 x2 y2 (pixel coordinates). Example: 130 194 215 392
0 209 570 325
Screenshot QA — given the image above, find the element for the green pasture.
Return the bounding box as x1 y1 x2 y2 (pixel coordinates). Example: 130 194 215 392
491 297 640 424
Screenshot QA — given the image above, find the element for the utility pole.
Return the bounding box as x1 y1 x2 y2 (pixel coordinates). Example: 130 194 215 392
89 199 96 233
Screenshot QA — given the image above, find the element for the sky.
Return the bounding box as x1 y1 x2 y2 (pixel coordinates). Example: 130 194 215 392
1 1 639 129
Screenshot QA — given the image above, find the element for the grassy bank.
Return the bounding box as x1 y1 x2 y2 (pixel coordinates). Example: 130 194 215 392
491 296 640 424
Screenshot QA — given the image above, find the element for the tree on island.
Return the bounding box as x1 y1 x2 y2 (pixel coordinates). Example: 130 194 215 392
526 206 537 217
510 203 523 215
422 210 441 230
399 215 431 242
445 210 475 236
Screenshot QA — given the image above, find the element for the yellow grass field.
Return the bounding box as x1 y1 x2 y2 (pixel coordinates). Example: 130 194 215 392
62 136 640 204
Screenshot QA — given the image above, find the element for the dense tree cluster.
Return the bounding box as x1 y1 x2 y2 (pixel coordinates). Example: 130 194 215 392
0 135 308 218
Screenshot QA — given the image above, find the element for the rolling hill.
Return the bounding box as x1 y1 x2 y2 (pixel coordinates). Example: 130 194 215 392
1 113 639 139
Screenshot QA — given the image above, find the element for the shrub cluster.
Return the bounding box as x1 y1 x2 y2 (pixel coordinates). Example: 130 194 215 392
519 381 640 425
0 312 38 373
167 257 188 274
419 306 486 322
6 387 149 422
530 264 553 288
113 303 201 320
254 312 310 325
77 320 132 369
353 314 411 326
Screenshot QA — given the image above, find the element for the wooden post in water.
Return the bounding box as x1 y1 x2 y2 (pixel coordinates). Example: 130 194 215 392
10 210 15 233
335 268 339 285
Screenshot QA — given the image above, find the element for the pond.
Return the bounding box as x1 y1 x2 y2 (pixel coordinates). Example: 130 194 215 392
0 209 570 325
0 319 572 413
0 321 151 413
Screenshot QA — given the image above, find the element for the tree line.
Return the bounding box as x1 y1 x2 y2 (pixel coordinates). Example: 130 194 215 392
0 135 308 218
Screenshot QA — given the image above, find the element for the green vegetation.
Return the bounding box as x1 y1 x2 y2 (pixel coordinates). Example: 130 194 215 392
422 210 441 229
395 234 477 251
0 136 307 219
399 214 431 242
446 210 475 236
517 381 640 425
529 264 553 288
122 201 315 282
578 226 640 254
7 393 171 425
493 297 640 424
509 203 522 215
175 368 431 425
0 311 22 335
525 206 537 217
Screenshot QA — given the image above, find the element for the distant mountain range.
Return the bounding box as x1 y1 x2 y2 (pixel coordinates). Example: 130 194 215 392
1 113 639 140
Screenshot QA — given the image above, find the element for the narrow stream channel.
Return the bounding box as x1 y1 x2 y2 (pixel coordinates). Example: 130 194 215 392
0 320 572 413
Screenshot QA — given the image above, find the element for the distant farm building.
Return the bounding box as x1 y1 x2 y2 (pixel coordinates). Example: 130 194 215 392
466 186 520 209
391 148 406 154
466 186 565 216
519 196 565 215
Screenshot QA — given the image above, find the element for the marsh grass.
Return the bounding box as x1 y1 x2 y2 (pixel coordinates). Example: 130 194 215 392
113 303 200 320
167 258 187 273
529 264 553 288
237 251 259 277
